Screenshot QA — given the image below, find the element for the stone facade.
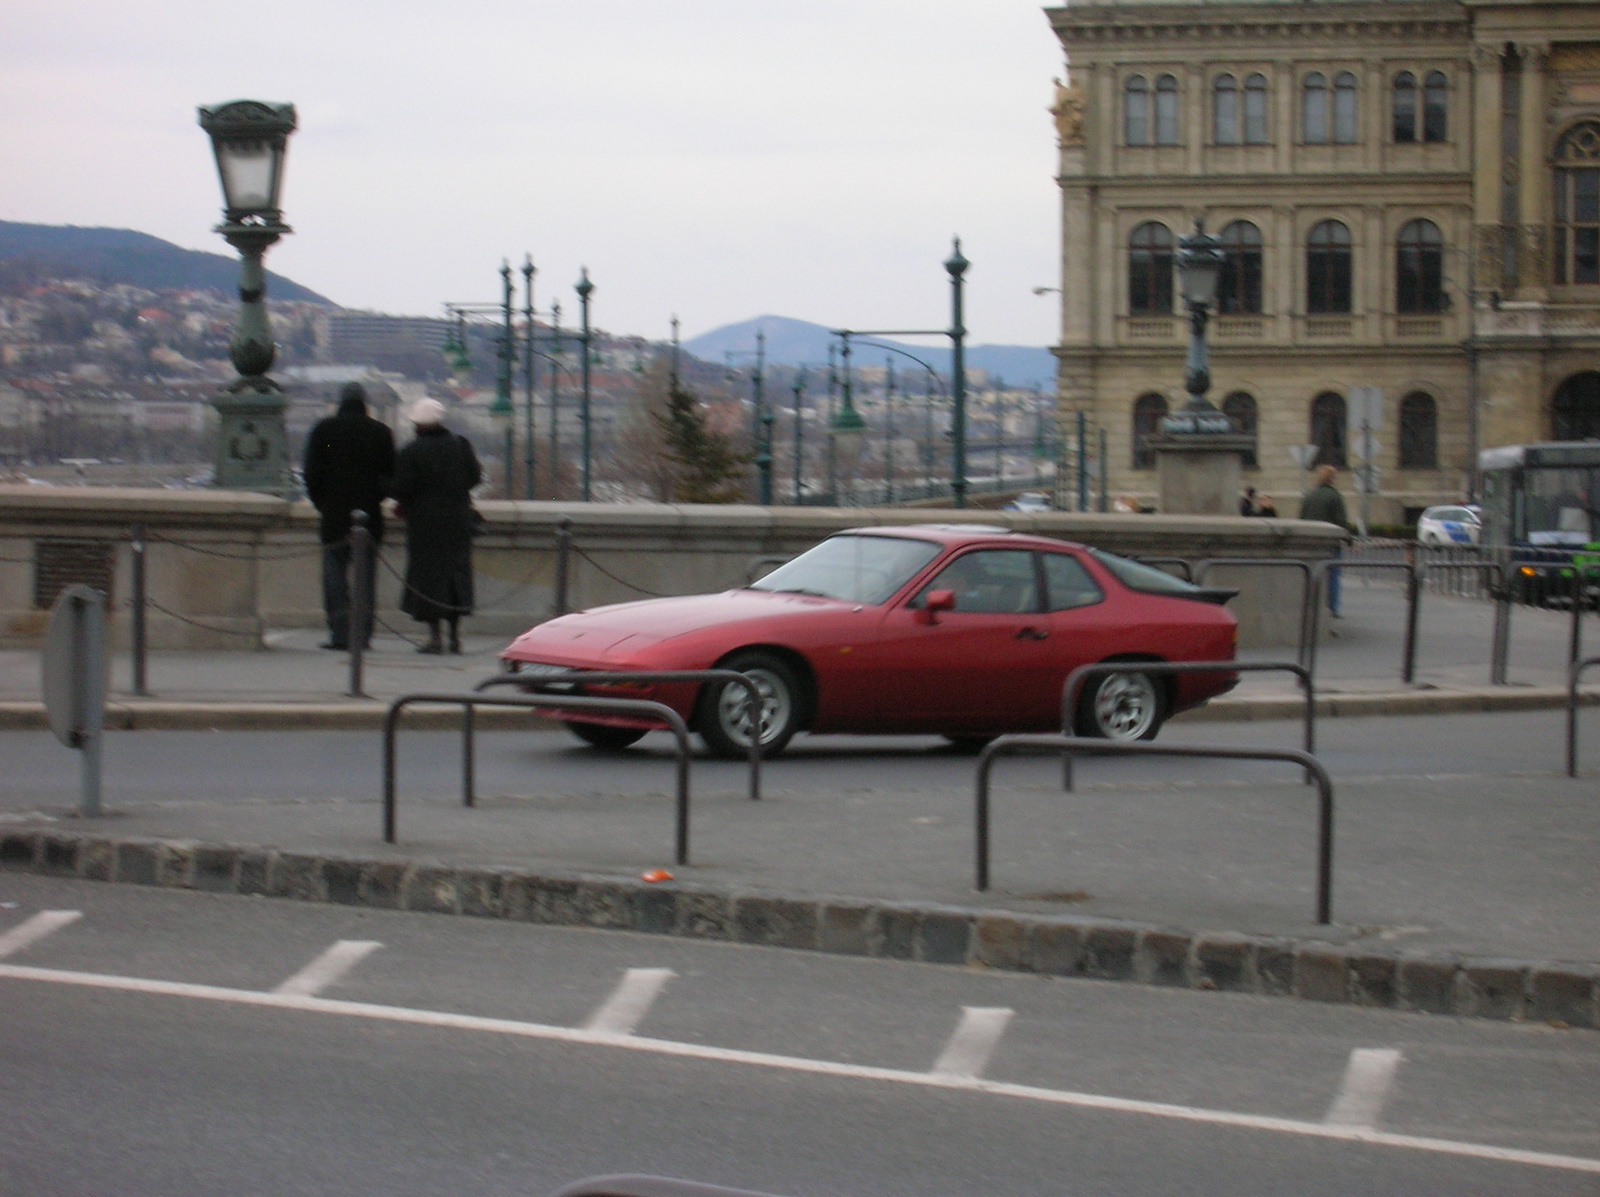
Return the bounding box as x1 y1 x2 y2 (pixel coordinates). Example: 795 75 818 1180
1046 0 1600 523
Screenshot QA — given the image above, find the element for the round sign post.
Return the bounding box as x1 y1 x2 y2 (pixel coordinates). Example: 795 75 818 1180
40 584 107 817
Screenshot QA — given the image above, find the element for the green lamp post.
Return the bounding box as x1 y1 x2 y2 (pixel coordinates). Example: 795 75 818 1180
831 335 866 505
198 99 297 495
574 268 594 502
492 261 516 495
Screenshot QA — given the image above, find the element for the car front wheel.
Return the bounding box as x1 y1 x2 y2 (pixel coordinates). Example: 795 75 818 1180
698 651 802 759
1075 668 1165 741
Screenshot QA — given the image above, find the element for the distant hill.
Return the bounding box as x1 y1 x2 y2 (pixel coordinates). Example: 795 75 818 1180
684 315 1055 390
0 221 334 305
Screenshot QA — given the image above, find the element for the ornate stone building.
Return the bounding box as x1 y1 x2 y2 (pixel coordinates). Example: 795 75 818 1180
1046 0 1600 521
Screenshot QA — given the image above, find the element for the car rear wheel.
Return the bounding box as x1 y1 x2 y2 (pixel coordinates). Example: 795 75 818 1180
1075 668 1165 741
698 651 802 760
564 721 648 751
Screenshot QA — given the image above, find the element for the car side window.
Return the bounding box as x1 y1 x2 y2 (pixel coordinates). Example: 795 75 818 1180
1042 552 1105 611
913 549 1041 614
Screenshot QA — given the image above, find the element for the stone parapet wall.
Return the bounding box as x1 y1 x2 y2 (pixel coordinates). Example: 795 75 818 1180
0 486 1345 649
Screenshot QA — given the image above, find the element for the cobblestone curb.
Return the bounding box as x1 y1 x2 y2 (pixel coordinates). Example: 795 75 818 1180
3 826 1595 1030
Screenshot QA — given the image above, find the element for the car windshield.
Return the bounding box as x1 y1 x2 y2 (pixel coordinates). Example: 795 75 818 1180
750 534 943 605
1087 547 1211 597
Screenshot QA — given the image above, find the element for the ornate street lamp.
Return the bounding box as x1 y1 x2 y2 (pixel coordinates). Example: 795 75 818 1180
491 261 516 495
197 99 297 494
575 268 595 501
1164 217 1231 432
945 238 969 508
831 335 866 504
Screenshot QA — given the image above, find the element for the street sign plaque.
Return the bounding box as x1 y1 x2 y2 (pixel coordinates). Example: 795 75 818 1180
40 584 106 816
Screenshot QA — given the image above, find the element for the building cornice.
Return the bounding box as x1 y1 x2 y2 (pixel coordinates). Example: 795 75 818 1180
1058 172 1474 187
1048 3 1469 48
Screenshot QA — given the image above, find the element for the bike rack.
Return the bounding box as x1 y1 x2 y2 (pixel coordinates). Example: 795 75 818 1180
975 736 1335 924
1134 556 1194 581
1567 655 1600 777
478 670 765 801
1061 659 1315 759
382 691 695 864
1416 560 1514 685
1310 559 1420 684
1194 558 1320 674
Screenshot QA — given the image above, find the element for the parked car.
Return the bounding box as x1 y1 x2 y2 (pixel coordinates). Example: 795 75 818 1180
501 525 1239 757
1416 504 1481 547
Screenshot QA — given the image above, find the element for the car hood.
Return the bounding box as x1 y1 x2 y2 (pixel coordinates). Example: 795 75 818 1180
503 588 847 663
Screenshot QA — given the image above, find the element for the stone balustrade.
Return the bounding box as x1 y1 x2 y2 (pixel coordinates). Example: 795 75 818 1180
0 486 1343 650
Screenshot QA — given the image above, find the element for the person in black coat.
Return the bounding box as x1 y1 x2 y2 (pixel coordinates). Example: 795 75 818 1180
393 397 481 653
302 382 396 650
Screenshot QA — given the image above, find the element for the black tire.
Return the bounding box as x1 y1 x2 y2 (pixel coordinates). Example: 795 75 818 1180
1074 667 1166 741
697 651 803 760
564 721 648 751
942 735 995 755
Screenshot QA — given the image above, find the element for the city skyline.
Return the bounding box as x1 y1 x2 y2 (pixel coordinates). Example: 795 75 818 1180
2 0 1065 347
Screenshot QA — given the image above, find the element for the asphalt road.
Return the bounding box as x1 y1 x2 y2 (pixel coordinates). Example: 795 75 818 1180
2 875 1597 1197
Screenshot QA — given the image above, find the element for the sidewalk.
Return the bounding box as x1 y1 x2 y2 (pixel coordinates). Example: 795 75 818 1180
1 580 1594 728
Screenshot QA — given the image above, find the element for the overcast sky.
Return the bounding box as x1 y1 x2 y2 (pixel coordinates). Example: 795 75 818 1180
3 1 1067 346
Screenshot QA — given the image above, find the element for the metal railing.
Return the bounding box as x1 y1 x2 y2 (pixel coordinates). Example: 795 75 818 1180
1415 560 1515 684
1133 556 1194 581
975 736 1335 924
1311 559 1420 684
1567 655 1600 778
381 691 695 863
1061 659 1315 758
1194 557 1320 672
477 669 766 801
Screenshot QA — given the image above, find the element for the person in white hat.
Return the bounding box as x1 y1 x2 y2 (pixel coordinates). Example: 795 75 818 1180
392 398 481 653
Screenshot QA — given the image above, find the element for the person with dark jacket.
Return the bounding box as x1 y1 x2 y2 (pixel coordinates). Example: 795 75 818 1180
1300 463 1351 616
302 382 396 650
392 397 481 653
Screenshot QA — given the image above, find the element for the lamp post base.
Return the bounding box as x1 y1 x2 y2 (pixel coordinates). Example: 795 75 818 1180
1148 432 1253 516
211 384 295 496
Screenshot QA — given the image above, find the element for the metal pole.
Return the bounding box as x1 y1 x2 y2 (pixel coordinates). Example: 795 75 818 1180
500 261 515 496
754 328 772 505
576 269 594 502
130 523 148 696
555 515 573 616
826 343 838 502
1098 427 1109 512
946 238 969 509
792 369 805 505
522 254 537 500
1076 411 1088 513
884 358 896 504
548 300 562 499
1570 567 1585 667
1491 562 1513 684
74 590 104 819
1402 564 1420 684
348 510 371 698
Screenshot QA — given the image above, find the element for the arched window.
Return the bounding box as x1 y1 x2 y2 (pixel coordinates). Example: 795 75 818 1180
1125 75 1151 146
1310 392 1348 467
1244 73 1269 144
1393 71 1418 142
1554 121 1600 286
1333 71 1359 144
1222 391 1259 468
1423 71 1448 142
1218 220 1263 314
1128 222 1174 314
1398 392 1438 468
1155 74 1181 145
1307 220 1353 313
1132 393 1169 469
1214 74 1240 144
1397 219 1445 312
1303 72 1329 143
1552 372 1600 440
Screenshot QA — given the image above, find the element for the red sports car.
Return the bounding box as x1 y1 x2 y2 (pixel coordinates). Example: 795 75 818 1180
500 524 1238 757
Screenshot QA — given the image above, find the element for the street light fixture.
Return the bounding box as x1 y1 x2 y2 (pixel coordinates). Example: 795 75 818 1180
1168 217 1230 428
197 99 297 494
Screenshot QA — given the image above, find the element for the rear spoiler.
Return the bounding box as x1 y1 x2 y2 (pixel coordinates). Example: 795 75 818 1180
1179 587 1238 606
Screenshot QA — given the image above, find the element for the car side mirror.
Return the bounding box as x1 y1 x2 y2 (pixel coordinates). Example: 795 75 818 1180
922 588 956 623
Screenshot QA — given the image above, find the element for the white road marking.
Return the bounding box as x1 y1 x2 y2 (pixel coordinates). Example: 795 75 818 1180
1324 1048 1405 1128
0 910 80 960
932 1006 1013 1078
0 961 1595 1177
272 940 382 997
584 967 675 1035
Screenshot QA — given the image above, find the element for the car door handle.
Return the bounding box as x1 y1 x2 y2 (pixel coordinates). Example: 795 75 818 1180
1015 626 1049 641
